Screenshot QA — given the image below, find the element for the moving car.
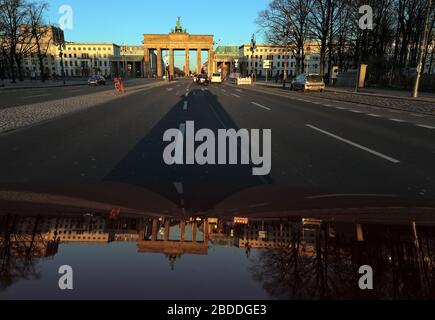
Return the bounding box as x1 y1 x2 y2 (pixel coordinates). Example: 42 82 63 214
211 73 223 84
291 74 325 92
197 73 209 86
88 75 106 86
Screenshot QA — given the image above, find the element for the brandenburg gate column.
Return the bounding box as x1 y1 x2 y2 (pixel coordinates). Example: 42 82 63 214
156 48 163 78
185 48 190 76
169 48 175 80
196 49 202 74
144 48 150 77
208 48 215 76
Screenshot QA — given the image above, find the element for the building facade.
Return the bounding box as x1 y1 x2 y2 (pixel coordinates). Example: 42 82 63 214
60 42 120 78
239 43 322 78
6 25 64 79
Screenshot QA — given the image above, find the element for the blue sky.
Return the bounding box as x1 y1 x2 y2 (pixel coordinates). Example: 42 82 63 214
45 0 270 46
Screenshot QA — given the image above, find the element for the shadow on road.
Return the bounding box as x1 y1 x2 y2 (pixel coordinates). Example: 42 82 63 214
104 89 274 211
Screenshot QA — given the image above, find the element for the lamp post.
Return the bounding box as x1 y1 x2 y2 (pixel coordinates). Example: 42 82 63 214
282 26 291 89
55 28 66 86
250 34 257 82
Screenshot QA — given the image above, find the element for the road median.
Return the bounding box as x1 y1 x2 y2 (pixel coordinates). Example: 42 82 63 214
229 81 435 116
0 80 171 135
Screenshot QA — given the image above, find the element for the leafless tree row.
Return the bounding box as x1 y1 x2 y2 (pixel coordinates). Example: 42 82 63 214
257 0 435 87
0 0 52 83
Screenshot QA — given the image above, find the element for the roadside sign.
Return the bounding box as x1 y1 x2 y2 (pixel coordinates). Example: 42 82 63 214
263 60 272 69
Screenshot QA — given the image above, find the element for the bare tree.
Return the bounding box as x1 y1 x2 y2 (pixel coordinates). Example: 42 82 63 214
257 0 312 76
0 0 30 83
28 1 51 82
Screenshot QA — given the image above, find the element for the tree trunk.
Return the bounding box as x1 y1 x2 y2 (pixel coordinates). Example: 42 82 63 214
36 40 45 82
15 56 24 82
8 49 16 83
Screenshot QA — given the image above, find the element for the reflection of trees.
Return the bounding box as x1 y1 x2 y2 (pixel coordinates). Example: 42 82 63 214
0 215 58 291
251 223 435 300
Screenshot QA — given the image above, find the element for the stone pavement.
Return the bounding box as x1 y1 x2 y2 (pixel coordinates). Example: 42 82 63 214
0 80 169 134
254 81 435 115
0 79 87 90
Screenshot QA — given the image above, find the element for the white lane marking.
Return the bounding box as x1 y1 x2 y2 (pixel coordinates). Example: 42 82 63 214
389 118 406 123
306 124 400 164
22 94 50 99
312 102 322 105
251 102 271 111
185 92 189 97
335 106 346 110
410 113 425 118
323 104 333 107
142 92 149 96
175 123 186 164
306 194 396 199
232 93 241 98
349 110 363 113
183 101 188 111
167 88 174 92
235 89 243 93
416 124 435 129
367 114 382 118
173 182 184 194
248 202 270 208
208 104 226 128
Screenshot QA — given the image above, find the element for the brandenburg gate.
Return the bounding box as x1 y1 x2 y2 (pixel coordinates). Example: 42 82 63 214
143 18 215 78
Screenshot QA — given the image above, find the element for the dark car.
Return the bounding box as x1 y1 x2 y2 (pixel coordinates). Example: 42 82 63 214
197 73 209 86
88 75 106 86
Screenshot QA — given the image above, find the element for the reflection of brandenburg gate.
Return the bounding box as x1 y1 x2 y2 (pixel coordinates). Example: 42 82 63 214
137 218 210 256
143 18 214 78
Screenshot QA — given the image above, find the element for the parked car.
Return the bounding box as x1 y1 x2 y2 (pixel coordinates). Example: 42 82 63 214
88 75 106 86
197 73 209 86
291 74 325 92
211 73 222 84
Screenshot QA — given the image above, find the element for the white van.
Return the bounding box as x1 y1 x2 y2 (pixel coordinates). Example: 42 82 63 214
211 73 222 84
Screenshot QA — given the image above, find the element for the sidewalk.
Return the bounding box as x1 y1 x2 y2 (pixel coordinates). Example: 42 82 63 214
0 79 87 90
0 79 170 134
246 80 435 116
255 80 435 103
0 77 152 91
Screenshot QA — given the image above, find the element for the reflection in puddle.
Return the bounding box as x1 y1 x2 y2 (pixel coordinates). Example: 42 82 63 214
1 212 435 299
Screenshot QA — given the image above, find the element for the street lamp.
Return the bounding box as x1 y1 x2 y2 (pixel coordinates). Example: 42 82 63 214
55 28 66 86
281 25 291 89
250 34 257 82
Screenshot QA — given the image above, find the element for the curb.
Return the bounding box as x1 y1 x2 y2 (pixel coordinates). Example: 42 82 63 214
324 88 435 104
0 83 87 91
255 83 435 104
225 83 435 117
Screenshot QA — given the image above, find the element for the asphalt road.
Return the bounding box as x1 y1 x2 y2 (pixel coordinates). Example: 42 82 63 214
0 79 434 209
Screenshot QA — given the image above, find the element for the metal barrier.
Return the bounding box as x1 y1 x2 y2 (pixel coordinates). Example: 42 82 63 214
236 77 253 85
